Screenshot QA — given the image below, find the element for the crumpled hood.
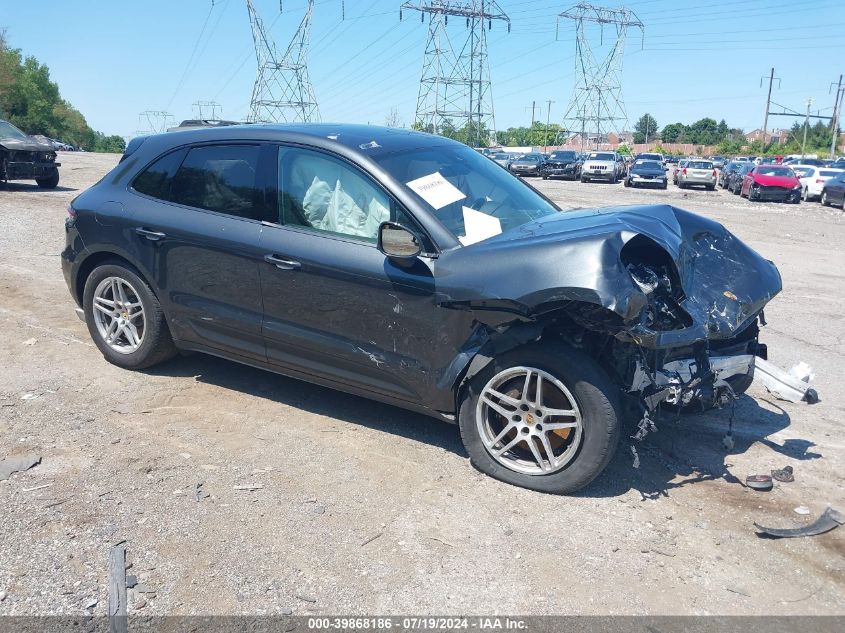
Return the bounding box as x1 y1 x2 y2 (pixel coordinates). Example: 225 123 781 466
0 136 54 153
437 204 781 346
751 173 799 188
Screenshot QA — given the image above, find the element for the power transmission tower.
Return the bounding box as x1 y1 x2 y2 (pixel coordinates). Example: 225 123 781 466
557 4 643 150
192 100 222 119
829 75 843 158
246 0 319 123
138 111 175 134
401 1 510 147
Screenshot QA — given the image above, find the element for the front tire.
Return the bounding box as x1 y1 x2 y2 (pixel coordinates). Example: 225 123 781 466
458 343 620 494
83 263 177 370
821 191 830 206
36 172 59 189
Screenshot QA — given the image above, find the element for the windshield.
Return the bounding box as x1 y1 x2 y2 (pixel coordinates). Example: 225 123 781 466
373 143 559 245
820 170 844 177
792 166 813 177
638 154 662 161
634 160 661 168
493 153 510 160
516 154 540 162
587 152 615 161
0 120 28 140
687 161 713 169
550 152 577 160
757 166 794 177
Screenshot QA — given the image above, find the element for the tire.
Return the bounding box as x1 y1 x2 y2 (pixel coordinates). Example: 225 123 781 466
661 181 668 190
581 176 588 183
802 187 810 202
624 178 630 187
707 184 715 191
542 175 548 180
678 182 685 189
82 262 177 370
457 343 621 495
36 172 59 189
821 191 829 206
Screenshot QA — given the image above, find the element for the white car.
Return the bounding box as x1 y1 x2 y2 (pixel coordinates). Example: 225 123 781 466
797 166 845 201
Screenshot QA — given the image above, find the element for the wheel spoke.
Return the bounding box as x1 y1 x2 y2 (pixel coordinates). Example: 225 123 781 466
105 319 119 342
527 437 550 472
493 435 523 457
544 407 579 420
94 301 115 316
538 433 557 470
116 280 129 306
94 296 115 309
124 322 141 347
490 423 516 447
485 387 520 408
482 393 516 420
534 373 543 407
110 279 120 305
127 305 145 321
543 421 579 430
521 369 534 402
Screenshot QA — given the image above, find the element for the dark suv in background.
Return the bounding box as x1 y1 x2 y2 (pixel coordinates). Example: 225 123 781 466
0 119 61 188
539 150 581 180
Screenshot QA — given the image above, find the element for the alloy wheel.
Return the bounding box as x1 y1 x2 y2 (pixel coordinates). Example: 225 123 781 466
476 366 583 475
91 276 146 354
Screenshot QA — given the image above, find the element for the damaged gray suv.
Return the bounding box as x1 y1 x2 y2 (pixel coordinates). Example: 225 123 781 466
62 124 781 494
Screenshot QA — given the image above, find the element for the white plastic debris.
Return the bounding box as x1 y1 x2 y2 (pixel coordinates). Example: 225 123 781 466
794 506 811 515
753 358 816 403
787 362 815 383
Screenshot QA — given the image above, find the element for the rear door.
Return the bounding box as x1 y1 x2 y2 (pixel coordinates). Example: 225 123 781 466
257 144 442 404
129 142 275 360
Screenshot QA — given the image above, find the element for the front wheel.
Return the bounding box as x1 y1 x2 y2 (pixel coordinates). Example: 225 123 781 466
36 172 59 188
83 263 177 370
802 187 810 202
821 191 829 206
458 343 620 494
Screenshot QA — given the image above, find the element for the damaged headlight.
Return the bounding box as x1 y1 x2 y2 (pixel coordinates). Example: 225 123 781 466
627 263 670 295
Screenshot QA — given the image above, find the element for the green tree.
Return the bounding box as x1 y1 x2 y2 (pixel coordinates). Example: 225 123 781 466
0 34 119 151
633 113 659 143
660 122 687 143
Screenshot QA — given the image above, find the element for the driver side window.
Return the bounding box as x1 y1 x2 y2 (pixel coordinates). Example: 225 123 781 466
278 147 395 242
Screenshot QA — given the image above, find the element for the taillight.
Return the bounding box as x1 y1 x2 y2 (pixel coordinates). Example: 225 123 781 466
682 168 687 175
712 169 717 177
816 179 825 184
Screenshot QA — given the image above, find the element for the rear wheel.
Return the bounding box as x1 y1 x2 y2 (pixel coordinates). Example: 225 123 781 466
83 263 177 370
802 187 810 202
458 343 620 494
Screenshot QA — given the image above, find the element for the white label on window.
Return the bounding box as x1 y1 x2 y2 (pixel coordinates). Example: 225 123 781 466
459 206 502 246
405 172 466 210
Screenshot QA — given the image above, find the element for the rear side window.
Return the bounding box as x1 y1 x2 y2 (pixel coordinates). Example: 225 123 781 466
170 145 261 219
132 149 186 200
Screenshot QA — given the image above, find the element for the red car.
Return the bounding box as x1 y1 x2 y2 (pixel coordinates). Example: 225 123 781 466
740 165 801 203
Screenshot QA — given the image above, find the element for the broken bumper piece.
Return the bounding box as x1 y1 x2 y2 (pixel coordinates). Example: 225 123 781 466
631 353 754 409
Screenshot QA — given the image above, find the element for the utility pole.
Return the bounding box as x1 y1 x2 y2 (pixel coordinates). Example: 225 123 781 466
530 100 537 126
802 98 813 158
830 75 843 158
544 99 554 152
760 68 777 147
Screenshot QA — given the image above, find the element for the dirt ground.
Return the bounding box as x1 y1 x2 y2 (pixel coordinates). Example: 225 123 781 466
0 152 843 616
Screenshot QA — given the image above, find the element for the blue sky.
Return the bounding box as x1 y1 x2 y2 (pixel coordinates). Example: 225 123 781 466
3 0 844 138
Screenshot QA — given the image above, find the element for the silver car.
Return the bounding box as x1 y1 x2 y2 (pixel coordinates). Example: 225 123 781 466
677 159 717 190
580 151 624 183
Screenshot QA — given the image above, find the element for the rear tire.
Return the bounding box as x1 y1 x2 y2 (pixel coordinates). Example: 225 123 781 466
83 262 177 370
458 343 621 495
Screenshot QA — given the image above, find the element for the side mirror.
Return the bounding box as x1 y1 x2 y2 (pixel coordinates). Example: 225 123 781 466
378 222 422 259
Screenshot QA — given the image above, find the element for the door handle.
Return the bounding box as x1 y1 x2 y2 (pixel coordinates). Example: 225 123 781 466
135 227 166 241
264 254 301 270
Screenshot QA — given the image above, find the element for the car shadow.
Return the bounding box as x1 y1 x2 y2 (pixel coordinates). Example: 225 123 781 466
144 353 467 455
146 353 810 499
577 394 811 499
0 183 78 193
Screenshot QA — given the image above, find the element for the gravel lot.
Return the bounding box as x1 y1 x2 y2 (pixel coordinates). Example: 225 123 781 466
0 152 843 616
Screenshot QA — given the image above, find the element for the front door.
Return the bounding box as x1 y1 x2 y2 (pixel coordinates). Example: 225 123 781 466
257 145 441 404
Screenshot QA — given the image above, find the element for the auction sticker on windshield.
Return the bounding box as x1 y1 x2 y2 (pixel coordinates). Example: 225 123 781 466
406 171 466 209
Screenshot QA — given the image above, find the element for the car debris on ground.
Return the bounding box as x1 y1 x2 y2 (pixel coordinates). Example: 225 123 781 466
754 358 818 403
755 507 844 538
0 453 41 481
